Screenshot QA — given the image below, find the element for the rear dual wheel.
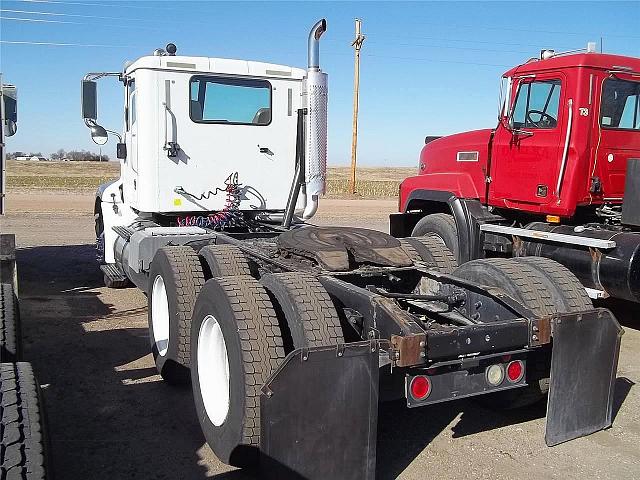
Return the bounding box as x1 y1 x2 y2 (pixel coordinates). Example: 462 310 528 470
191 272 343 466
453 257 590 409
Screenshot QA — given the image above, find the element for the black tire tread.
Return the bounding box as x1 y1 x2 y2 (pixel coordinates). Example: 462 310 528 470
199 245 251 278
156 246 205 369
515 257 592 312
411 213 459 259
400 236 457 274
215 276 285 446
260 273 343 351
0 283 21 362
0 362 47 479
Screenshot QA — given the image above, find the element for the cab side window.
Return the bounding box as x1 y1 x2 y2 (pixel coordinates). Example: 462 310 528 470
512 79 561 129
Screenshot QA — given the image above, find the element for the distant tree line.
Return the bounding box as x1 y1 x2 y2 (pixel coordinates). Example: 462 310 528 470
7 149 109 161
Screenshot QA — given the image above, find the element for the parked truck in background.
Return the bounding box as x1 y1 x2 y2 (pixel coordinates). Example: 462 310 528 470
392 45 640 305
82 25 623 479
0 79 50 480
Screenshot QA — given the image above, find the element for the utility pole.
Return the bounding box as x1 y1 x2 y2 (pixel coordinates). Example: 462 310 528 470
349 18 365 195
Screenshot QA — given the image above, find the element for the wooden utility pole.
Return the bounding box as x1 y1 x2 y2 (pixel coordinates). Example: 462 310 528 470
349 18 365 194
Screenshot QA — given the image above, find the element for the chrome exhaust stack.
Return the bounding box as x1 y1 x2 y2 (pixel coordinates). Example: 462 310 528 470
302 19 328 220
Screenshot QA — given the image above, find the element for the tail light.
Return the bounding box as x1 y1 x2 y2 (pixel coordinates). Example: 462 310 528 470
485 364 505 386
506 360 525 382
409 375 431 400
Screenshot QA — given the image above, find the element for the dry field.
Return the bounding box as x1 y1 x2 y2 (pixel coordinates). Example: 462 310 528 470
6 160 414 197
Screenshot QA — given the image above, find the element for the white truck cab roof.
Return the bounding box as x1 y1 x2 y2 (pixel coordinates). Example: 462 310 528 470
124 55 307 80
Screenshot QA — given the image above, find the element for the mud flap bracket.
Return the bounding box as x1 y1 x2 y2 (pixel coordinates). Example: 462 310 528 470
260 341 379 480
546 308 623 446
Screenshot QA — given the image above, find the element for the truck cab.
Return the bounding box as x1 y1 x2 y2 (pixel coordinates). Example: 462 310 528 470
393 48 640 303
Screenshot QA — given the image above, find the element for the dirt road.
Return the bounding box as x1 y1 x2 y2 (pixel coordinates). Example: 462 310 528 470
1 191 638 480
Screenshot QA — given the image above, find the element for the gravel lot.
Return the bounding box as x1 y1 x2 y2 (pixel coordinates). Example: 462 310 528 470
1 190 638 480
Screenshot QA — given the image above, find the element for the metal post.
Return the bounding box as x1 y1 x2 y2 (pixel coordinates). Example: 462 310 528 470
349 19 365 195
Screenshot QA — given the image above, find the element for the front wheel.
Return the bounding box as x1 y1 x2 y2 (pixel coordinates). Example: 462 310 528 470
190 276 285 467
411 213 459 261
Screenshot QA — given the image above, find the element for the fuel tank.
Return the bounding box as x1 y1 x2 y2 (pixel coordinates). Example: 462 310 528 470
520 222 640 303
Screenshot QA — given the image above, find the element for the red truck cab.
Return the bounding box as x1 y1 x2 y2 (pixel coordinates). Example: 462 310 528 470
400 51 640 218
393 49 640 303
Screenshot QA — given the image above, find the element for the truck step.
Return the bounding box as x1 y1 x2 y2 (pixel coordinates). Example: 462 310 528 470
100 263 128 283
112 226 135 241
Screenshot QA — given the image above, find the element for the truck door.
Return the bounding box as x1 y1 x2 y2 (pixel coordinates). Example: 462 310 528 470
490 75 565 209
596 76 640 199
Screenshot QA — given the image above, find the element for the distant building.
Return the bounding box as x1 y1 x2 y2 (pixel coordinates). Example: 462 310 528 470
15 155 48 161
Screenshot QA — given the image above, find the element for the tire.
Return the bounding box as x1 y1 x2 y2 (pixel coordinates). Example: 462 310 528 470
515 257 593 312
260 272 344 353
411 213 459 261
453 258 558 408
0 283 21 362
148 246 205 384
400 235 458 274
0 362 49 479
190 276 285 466
199 245 251 279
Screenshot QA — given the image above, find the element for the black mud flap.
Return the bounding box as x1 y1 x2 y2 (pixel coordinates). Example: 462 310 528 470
545 308 623 446
260 341 379 480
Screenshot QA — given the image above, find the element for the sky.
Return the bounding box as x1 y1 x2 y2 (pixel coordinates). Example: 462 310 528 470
1 0 639 166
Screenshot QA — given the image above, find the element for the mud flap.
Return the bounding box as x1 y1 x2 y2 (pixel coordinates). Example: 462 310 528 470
545 308 623 446
260 341 379 480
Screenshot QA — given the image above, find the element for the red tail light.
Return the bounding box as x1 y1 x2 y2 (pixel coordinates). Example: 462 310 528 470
409 375 431 400
506 360 524 382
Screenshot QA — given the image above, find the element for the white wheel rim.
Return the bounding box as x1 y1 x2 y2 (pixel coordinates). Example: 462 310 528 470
197 315 230 427
151 275 170 357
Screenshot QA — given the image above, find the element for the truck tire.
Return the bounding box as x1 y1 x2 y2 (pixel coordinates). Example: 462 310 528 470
148 246 205 385
411 213 459 261
190 276 284 466
0 362 49 479
400 236 458 274
260 272 344 353
0 283 21 362
453 258 557 409
515 257 593 312
199 245 252 279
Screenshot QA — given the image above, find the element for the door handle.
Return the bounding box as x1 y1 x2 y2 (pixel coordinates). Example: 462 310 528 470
258 145 274 155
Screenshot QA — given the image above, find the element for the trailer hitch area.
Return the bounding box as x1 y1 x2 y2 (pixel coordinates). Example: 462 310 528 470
260 341 379 480
546 308 623 446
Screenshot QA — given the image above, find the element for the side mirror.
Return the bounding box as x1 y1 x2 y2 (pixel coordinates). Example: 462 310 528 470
2 85 17 137
81 80 98 121
116 142 127 159
90 124 109 145
4 120 17 137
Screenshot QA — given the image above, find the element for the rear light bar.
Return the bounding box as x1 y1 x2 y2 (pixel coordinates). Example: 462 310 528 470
406 358 527 407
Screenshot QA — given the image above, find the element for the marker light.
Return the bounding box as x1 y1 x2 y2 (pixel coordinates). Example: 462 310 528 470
507 360 525 383
409 375 431 400
486 364 505 386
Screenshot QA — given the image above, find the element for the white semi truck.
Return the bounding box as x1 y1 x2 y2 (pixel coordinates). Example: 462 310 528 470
82 20 623 479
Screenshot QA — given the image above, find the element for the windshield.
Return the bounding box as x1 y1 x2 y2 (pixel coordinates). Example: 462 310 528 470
600 78 640 131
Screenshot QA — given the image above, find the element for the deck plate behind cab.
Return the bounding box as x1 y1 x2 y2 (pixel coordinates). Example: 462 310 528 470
277 226 412 271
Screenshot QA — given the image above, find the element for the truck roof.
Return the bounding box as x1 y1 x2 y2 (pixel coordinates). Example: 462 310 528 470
504 52 640 77
124 55 306 80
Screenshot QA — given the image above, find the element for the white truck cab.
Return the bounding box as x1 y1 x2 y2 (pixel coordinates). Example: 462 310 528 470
83 20 328 274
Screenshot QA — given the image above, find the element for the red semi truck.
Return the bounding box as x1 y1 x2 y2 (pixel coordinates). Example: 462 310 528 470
391 47 640 303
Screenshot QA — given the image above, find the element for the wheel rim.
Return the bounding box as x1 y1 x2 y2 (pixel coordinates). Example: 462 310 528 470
151 275 170 357
197 315 230 427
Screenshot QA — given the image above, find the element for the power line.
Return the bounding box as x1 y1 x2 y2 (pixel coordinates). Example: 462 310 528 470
0 14 161 30
13 0 171 10
0 39 135 48
0 8 160 23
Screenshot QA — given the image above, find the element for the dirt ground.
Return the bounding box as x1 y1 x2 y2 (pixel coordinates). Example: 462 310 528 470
1 190 639 480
